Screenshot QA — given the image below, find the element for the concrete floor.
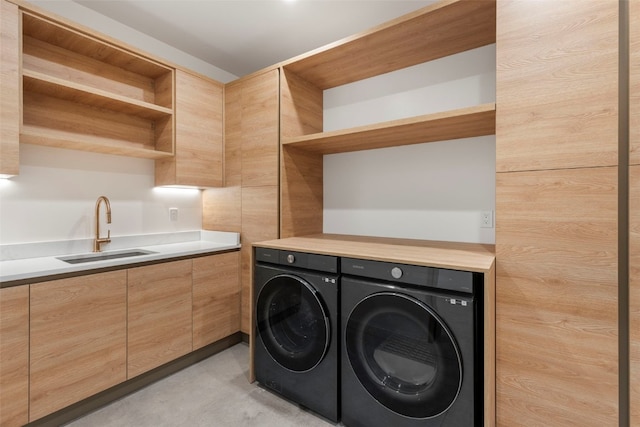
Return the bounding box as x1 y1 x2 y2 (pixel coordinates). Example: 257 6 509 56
65 343 335 427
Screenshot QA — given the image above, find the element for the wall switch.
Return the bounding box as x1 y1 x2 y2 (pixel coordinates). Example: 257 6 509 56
480 210 493 228
169 208 178 221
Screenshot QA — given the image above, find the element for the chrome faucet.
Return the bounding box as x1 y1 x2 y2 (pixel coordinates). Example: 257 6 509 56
94 196 112 252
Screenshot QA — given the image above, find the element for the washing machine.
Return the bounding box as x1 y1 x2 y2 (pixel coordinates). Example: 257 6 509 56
253 247 340 423
340 257 483 427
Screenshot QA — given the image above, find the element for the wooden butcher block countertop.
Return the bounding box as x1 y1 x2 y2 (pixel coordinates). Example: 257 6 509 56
253 233 495 273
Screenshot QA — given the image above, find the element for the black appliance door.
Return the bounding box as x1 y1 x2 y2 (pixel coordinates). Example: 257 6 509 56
345 292 462 419
256 274 330 372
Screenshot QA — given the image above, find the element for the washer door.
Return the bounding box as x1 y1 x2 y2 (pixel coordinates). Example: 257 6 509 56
256 274 330 372
345 292 462 419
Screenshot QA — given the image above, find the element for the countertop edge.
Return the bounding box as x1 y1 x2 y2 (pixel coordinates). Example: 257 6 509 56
252 234 495 273
0 242 241 288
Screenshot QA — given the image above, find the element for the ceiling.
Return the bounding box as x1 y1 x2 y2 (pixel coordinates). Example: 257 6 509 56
73 0 436 78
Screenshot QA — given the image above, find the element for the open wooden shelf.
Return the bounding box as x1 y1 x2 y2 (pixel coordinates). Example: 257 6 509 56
23 70 173 121
21 12 169 79
21 125 173 160
281 0 496 90
19 10 175 160
281 103 496 154
279 0 498 244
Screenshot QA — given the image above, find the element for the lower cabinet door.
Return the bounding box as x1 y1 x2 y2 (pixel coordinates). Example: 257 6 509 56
0 286 29 427
127 259 193 378
192 252 241 349
29 271 127 421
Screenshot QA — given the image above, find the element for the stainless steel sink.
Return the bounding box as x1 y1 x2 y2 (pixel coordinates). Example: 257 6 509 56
57 249 157 264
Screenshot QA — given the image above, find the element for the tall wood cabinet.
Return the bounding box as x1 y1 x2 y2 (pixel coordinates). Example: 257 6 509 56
203 69 280 334
0 286 29 427
29 271 127 422
496 1 620 425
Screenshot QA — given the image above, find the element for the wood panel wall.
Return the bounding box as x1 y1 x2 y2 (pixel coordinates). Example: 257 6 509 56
630 1 639 424
496 1 620 425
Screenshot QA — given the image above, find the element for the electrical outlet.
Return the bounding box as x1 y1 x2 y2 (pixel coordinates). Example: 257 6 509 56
169 207 178 221
480 210 493 228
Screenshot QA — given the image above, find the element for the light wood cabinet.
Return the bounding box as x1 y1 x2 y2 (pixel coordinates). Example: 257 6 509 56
29 271 127 422
201 76 243 232
631 166 640 426
241 186 279 333
156 70 223 187
0 286 29 427
279 0 496 238
495 168 619 426
0 0 19 177
193 252 241 349
629 0 639 166
203 70 280 334
496 0 618 173
240 70 280 187
127 259 193 378
223 78 242 188
496 1 620 425
18 7 174 159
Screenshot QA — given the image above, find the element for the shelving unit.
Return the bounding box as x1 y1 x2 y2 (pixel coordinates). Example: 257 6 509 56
277 2 497 424
279 0 497 237
20 11 175 159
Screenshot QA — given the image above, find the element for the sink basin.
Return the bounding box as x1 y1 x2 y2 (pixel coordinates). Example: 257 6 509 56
57 249 157 264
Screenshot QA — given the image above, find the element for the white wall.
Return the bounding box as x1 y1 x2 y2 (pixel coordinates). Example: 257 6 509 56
0 1 228 245
0 145 202 244
323 45 496 244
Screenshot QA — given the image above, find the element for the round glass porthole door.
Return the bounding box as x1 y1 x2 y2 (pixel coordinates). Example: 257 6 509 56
345 292 462 419
256 274 330 372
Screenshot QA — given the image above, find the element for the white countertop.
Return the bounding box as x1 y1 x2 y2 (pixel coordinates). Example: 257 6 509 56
0 231 240 286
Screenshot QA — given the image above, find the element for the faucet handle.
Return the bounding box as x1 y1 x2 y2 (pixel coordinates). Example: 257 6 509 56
107 229 111 241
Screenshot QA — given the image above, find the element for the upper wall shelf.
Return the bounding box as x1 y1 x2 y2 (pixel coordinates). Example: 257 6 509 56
23 70 173 120
281 103 496 154
20 10 175 160
281 0 496 90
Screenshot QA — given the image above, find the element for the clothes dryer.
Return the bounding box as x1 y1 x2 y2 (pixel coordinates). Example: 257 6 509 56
254 248 340 422
340 257 483 427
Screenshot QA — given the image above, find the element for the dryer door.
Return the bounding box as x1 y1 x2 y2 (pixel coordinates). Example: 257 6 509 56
256 274 330 372
345 292 462 419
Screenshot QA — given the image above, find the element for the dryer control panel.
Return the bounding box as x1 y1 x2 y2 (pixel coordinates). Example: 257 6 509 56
255 247 338 273
341 257 478 294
